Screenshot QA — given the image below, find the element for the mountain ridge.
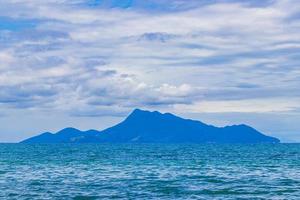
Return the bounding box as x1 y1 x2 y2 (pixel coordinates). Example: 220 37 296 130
21 109 280 144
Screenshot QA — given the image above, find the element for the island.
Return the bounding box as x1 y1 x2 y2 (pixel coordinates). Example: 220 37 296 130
21 109 280 144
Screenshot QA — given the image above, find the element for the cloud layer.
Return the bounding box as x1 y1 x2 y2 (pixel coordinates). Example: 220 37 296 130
0 0 299 141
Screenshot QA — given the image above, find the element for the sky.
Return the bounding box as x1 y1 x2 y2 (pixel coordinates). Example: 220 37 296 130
0 0 299 142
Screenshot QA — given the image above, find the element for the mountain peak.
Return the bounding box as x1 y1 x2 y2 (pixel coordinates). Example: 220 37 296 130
129 108 160 117
132 108 158 114
131 108 148 114
127 108 180 121
58 127 81 133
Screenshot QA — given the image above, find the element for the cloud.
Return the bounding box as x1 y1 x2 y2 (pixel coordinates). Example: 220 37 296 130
0 0 299 118
174 98 300 113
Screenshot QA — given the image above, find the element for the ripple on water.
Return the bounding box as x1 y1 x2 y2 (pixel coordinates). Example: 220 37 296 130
0 144 299 200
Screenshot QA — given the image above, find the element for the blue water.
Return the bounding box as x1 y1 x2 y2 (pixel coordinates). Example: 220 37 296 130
0 144 299 199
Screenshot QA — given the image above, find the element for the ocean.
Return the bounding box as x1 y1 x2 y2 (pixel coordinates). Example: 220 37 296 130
0 144 299 199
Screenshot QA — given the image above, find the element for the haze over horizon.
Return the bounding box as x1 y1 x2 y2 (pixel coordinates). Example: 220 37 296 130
0 0 299 142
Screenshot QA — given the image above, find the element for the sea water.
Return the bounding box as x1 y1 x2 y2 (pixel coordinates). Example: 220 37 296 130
0 144 299 199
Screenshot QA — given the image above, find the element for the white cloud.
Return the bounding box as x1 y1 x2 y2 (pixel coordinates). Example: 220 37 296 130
174 98 300 113
0 0 300 141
